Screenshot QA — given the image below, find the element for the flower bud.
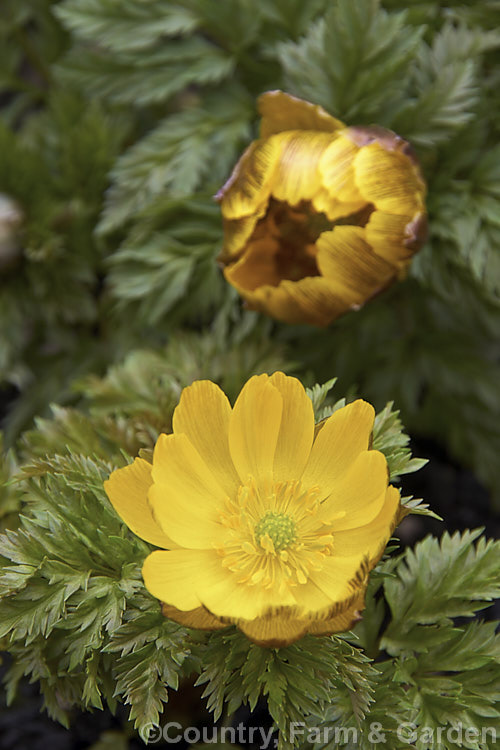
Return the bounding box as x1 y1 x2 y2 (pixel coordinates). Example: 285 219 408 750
217 91 427 326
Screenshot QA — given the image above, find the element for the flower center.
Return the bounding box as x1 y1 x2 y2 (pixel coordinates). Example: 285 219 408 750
268 199 326 282
254 511 297 552
216 478 338 595
246 198 375 286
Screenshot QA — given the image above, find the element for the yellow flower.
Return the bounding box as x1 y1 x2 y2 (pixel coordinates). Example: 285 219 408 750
216 91 427 326
104 373 402 648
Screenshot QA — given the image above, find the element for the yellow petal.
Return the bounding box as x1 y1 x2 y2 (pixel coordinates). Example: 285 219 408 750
309 554 367 602
218 213 262 262
306 592 365 635
224 237 283 291
365 209 428 265
312 188 366 223
237 614 310 647
172 380 240 497
142 548 211 610
207 578 296 619
354 142 425 215
318 133 364 203
150 433 227 548
233 277 305 323
333 485 400 560
269 372 315 482
316 226 396 306
271 131 334 206
278 276 346 326
162 603 229 631
258 90 344 138
144 548 293 620
216 138 283 220
228 374 283 484
225 258 342 326
104 458 176 549
289 575 335 613
301 399 375 498
321 450 389 530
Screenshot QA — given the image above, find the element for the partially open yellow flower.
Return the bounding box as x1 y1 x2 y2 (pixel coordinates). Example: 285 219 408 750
216 91 427 326
104 373 402 647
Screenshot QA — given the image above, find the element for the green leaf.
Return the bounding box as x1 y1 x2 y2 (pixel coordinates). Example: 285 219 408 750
55 0 199 51
306 378 337 415
111 613 193 735
0 579 67 641
391 24 500 146
259 0 330 40
98 92 251 232
57 40 233 108
197 630 377 742
278 0 423 124
372 402 428 481
106 200 227 326
382 530 500 653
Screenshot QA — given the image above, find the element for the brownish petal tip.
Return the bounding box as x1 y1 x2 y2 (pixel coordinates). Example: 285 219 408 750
346 125 402 149
345 125 421 167
404 212 428 252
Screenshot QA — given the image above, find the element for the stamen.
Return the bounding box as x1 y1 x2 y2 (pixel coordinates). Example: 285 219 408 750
215 477 337 596
254 511 297 552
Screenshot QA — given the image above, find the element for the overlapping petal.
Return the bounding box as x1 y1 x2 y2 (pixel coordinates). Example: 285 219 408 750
319 134 364 203
309 554 368 602
216 137 283 220
144 547 296 620
301 399 375 497
219 214 263 261
306 592 365 635
162 603 229 631
161 567 367 646
312 189 366 223
269 372 315 482
316 226 396 305
270 131 334 206
353 142 425 216
228 374 283 484
275 277 346 326
318 450 389 529
237 615 310 648
332 486 401 560
259 90 344 138
225 271 346 327
223 237 283 291
149 433 227 548
104 458 176 549
172 380 240 496
365 209 427 266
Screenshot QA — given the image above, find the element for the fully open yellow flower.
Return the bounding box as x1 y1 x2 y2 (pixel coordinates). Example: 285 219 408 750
104 373 402 647
216 91 427 326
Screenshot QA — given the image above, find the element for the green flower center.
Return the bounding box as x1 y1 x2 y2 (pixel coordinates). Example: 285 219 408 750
254 511 297 552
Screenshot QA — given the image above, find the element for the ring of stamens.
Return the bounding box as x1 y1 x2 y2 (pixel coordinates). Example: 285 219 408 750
216 478 340 595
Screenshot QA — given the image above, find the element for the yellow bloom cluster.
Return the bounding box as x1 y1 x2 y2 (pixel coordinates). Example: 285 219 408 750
217 91 427 326
105 373 402 647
